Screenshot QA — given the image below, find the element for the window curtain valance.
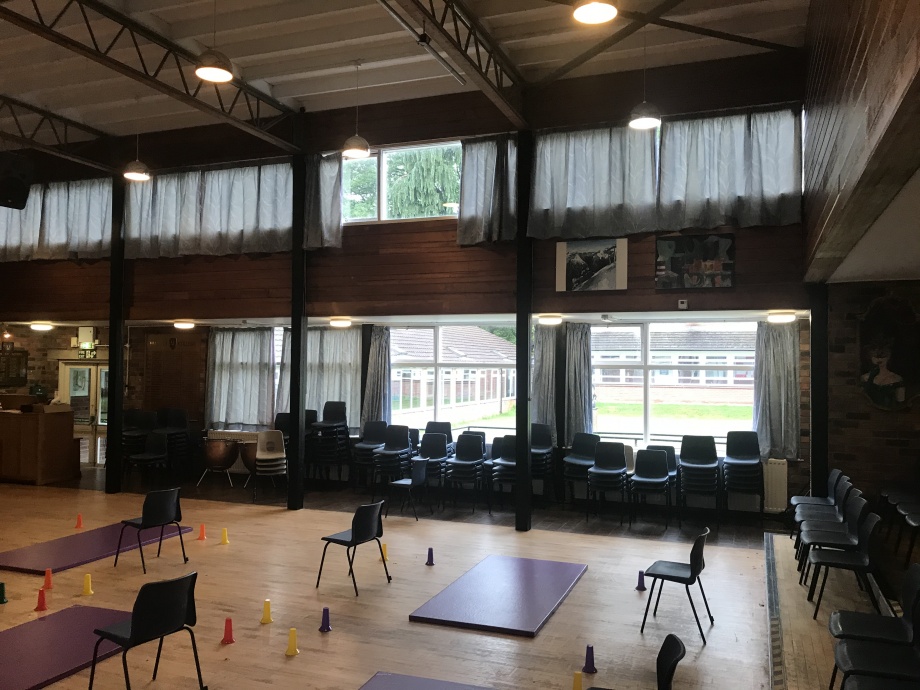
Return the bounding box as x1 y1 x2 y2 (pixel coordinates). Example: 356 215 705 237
125 162 293 258
526 108 801 240
528 125 658 239
0 178 111 261
458 134 517 245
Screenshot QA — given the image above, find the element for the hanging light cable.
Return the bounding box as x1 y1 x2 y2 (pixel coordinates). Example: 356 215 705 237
629 28 662 130
196 0 233 83
342 61 370 159
123 134 151 182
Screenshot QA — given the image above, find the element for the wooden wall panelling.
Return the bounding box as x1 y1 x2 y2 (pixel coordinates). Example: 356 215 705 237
134 327 209 430
0 260 109 321
804 0 920 280
533 225 808 314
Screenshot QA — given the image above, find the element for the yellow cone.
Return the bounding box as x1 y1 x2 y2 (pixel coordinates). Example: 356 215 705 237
220 528 229 545
82 573 94 596
285 628 299 656
380 543 387 562
572 671 583 690
260 599 273 624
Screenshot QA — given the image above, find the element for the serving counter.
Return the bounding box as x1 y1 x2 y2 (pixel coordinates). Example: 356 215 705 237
0 405 77 485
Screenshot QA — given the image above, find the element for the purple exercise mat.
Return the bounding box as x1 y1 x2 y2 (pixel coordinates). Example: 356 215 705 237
360 672 491 689
0 522 193 574
0 605 130 690
409 554 587 637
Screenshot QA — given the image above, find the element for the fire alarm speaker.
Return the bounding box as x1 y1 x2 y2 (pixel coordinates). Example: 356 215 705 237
0 152 34 210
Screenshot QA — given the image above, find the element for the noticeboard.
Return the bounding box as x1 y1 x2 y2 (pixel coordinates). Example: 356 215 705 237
0 350 28 387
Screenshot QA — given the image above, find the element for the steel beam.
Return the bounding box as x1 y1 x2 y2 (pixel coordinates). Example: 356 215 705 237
536 0 687 86
0 94 116 173
617 11 799 53
385 0 527 128
0 0 298 152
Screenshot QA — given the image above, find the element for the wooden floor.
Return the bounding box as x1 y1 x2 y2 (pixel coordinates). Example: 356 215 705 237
0 485 770 690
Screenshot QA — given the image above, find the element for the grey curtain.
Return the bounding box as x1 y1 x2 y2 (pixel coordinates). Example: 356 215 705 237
125 163 292 258
361 326 391 427
206 327 276 430
565 323 593 445
0 178 112 261
532 324 557 443
658 109 802 230
458 134 517 245
753 321 800 459
304 153 343 249
528 125 658 239
275 328 292 414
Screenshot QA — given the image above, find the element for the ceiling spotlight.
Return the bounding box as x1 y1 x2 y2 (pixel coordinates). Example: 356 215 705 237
30 322 53 331
766 311 797 324
342 61 371 159
329 317 352 329
123 159 151 182
174 321 196 330
2 325 11 339
537 314 564 326
573 0 617 24
195 48 234 83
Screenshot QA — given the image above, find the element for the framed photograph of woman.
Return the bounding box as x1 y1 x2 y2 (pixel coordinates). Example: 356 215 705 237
859 296 920 410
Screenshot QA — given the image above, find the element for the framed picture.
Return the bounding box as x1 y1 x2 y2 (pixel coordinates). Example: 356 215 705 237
555 238 628 292
0 341 13 352
655 234 734 289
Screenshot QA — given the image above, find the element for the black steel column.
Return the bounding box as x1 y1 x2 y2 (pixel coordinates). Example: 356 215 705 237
104 175 126 493
287 150 307 510
514 130 534 532
808 283 829 496
553 324 568 500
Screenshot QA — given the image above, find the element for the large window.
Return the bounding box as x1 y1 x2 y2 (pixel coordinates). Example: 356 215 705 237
389 325 516 431
342 142 462 223
591 322 756 447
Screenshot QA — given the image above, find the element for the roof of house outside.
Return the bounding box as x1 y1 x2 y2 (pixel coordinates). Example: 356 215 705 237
391 326 516 364
591 331 756 352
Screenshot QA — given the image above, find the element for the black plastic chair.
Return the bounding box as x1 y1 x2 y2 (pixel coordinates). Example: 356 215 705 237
114 488 188 575
418 432 449 506
531 423 555 500
125 431 168 478
491 434 517 511
371 425 411 501
647 444 678 493
446 434 486 513
829 563 920 646
89 572 206 690
386 457 431 520
678 435 721 529
798 495 868 584
722 431 764 518
587 442 628 523
273 412 291 444
630 449 671 527
791 468 845 508
836 677 920 690
424 421 454 454
563 432 600 504
808 513 882 620
641 527 714 644
656 633 687 690
315 501 391 596
829 607 920 690
352 421 388 489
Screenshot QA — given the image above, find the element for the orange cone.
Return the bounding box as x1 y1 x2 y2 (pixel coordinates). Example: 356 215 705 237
75 514 83 529
43 568 53 590
197 524 207 541
34 588 47 612
221 617 235 644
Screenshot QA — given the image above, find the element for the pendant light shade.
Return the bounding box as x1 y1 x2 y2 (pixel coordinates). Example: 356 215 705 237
123 159 151 182
342 134 370 159
573 0 617 24
195 48 234 83
629 101 662 130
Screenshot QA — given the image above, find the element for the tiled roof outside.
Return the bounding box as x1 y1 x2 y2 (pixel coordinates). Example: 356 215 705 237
391 326 517 364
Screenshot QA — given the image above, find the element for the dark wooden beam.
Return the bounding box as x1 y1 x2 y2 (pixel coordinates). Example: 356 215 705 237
536 0 687 86
104 175 126 493
515 129 535 532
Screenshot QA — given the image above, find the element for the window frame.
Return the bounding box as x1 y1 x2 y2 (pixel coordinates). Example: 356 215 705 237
342 140 462 225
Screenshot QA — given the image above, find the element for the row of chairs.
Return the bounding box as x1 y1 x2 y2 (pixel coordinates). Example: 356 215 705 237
122 407 192 478
564 431 765 527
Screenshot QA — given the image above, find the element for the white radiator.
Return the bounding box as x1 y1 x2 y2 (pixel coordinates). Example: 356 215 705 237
764 458 788 513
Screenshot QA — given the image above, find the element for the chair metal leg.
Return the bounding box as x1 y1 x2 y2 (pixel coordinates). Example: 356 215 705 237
376 538 392 583
813 566 830 619
114 524 128 568
153 637 164 679
698 578 714 623
907 527 918 567
176 521 189 563
122 650 132 690
640 577 657 633
685 584 707 644
346 546 358 596
196 469 209 487
89 636 104 689
807 563 822 601
827 664 838 690
225 470 233 488
186 627 208 689
653 579 665 616
316 542 332 588
157 525 165 557
408 489 418 521
137 530 147 574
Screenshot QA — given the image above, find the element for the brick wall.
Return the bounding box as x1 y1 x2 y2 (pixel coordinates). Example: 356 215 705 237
791 318 812 496
826 282 920 499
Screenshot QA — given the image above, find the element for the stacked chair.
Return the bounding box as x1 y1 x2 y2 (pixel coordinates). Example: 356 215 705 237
273 412 291 446
490 434 518 511
352 421 387 489
647 443 678 500
530 423 555 501
371 425 412 501
158 408 190 476
722 431 765 520
122 409 158 461
424 421 454 455
309 401 351 481
630 448 672 527
586 441 628 523
252 430 287 502
386 457 432 520
446 432 487 513
418 432 450 507
677 435 721 529
562 432 600 505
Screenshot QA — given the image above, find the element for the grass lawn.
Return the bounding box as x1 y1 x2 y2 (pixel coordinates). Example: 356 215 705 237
597 402 752 420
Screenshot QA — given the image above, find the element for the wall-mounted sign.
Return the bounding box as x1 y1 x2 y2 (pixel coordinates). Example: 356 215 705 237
77 349 97 359
0 350 27 386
